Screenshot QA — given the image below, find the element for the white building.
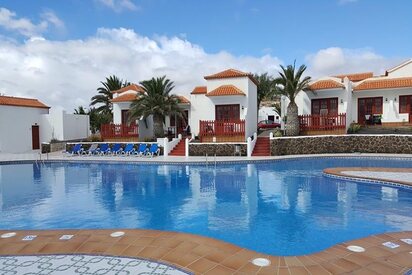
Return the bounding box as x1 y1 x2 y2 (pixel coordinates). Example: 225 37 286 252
0 95 90 153
109 69 258 142
283 59 412 134
189 69 258 142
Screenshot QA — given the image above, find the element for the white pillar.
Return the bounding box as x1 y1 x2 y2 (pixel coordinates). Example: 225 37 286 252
247 136 252 157
163 137 169 156
185 138 189 157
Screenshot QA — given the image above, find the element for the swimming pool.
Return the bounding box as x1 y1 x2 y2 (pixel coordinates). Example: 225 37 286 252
0 157 411 256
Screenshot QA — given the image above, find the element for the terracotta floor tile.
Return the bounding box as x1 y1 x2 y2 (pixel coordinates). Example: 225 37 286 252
187 257 217 274
288 266 310 275
296 255 317 266
364 245 395 258
279 257 287 267
351 268 381 275
120 244 145 257
167 253 200 268
331 258 361 272
76 241 112 253
284 256 303 267
173 241 199 253
320 262 347 274
190 244 216 257
387 252 412 267
134 236 156 246
237 262 261 274
344 253 375 266
38 241 83 254
204 249 233 264
0 242 28 254
365 261 403 275
104 243 130 255
220 254 251 271
278 267 290 275
257 266 279 275
304 264 332 275
16 242 48 254
203 264 236 275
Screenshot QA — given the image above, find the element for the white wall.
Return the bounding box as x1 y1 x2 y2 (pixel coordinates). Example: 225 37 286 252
258 107 280 122
295 88 348 115
386 61 412 77
245 78 258 138
351 88 412 123
0 105 49 153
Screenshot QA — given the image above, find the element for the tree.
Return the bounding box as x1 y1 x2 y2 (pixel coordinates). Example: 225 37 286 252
74 106 87 115
254 73 276 108
90 75 129 117
88 107 111 134
274 62 311 136
128 76 184 138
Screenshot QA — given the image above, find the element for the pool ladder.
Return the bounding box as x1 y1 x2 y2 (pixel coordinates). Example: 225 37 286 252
205 154 217 169
35 152 47 167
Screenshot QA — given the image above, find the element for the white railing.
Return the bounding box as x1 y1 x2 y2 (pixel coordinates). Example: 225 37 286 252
247 133 258 157
185 133 195 157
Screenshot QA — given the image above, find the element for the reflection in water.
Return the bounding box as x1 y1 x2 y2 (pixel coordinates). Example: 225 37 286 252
0 157 411 256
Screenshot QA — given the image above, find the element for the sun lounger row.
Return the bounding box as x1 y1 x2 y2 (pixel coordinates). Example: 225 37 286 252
66 143 160 157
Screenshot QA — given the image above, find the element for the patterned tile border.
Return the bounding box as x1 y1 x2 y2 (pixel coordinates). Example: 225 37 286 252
0 254 192 275
0 229 411 274
323 167 412 190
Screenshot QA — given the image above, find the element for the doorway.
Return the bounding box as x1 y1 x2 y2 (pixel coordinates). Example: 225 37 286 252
32 125 40 150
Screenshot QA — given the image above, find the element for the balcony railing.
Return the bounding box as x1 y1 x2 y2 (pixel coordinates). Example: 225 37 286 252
299 113 346 132
199 119 245 142
100 123 139 139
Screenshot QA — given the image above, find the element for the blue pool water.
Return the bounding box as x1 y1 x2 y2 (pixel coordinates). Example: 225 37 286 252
0 157 411 256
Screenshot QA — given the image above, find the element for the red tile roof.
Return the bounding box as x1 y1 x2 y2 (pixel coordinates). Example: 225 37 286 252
0 95 50 109
177 95 190 104
309 80 345 90
334 72 374 82
111 93 138 103
112 84 145 94
204 69 259 85
206 85 246 97
354 77 412 91
190 86 207 95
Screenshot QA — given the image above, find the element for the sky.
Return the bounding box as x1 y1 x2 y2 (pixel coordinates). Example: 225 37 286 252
0 0 411 111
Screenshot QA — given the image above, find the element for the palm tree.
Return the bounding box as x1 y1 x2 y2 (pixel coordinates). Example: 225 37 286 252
274 62 311 136
90 75 129 116
254 73 276 108
128 76 184 138
74 106 87 115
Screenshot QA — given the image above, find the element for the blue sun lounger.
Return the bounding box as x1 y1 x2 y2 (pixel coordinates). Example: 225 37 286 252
85 143 99 155
68 143 83 156
111 143 123 155
122 143 135 155
146 144 160 157
98 143 110 155
135 144 148 157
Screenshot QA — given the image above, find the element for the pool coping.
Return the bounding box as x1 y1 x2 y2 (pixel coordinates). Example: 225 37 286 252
0 229 411 274
323 167 412 189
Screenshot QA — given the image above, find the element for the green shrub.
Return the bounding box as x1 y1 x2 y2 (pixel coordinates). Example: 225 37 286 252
273 128 283 137
87 134 102 142
347 123 361 134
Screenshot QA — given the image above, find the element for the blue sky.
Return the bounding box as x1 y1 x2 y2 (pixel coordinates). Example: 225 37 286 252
0 0 411 109
2 0 411 60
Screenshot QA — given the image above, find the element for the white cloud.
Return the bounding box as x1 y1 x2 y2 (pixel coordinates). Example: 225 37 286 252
0 7 64 37
305 47 401 77
96 0 139 12
0 28 282 111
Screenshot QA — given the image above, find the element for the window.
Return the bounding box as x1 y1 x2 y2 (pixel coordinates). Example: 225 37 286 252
215 104 240 120
311 98 339 115
400 95 411 114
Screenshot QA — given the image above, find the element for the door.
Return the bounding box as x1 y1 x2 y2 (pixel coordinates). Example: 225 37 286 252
32 125 40 150
400 95 412 123
215 104 240 120
121 110 129 125
358 97 383 125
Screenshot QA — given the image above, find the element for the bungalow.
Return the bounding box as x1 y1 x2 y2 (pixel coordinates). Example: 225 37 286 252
106 69 258 142
0 95 90 153
286 59 412 135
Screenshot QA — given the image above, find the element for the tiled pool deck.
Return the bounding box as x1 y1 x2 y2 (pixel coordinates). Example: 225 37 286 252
1 152 412 274
0 229 411 274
